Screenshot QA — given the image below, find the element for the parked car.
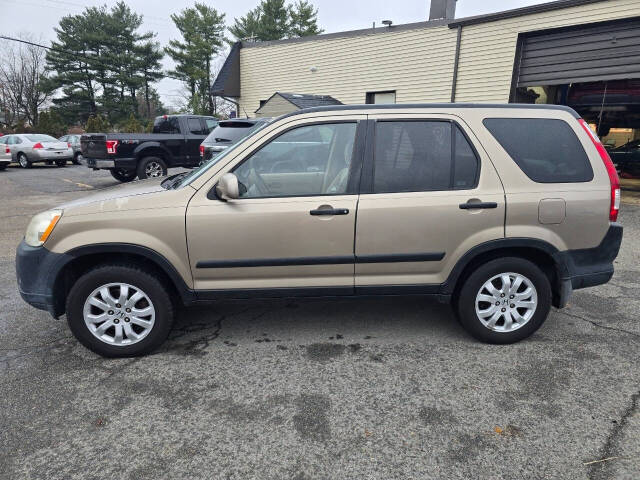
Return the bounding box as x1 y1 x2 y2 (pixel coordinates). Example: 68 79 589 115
0 137 10 170
17 104 622 357
59 134 84 164
4 134 73 168
81 114 218 182
609 139 640 178
200 118 271 164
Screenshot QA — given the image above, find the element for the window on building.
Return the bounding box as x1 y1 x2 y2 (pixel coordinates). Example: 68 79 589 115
372 121 479 193
366 91 397 104
483 118 593 183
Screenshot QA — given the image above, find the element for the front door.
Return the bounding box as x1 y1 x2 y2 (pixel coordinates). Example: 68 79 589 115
354 115 505 291
186 118 366 294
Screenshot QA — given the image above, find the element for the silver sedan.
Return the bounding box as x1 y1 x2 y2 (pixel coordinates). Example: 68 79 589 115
5 134 73 168
0 137 10 170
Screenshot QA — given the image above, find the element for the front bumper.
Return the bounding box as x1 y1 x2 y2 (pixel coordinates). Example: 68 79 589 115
16 240 69 318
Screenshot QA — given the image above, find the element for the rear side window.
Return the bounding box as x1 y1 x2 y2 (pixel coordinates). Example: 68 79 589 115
483 118 593 183
372 121 479 193
153 116 180 134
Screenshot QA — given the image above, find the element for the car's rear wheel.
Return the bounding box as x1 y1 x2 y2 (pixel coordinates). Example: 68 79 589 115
18 153 31 168
110 169 137 183
73 153 83 165
0 163 7 171
66 265 174 357
137 156 167 180
456 257 551 344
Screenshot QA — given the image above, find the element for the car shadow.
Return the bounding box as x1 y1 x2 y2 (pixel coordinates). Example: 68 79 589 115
162 295 469 356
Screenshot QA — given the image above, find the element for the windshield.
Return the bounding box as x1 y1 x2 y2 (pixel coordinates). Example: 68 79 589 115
203 121 264 144
173 121 270 189
26 134 58 143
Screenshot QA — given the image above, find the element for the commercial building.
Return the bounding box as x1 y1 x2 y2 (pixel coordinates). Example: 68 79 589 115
213 0 640 142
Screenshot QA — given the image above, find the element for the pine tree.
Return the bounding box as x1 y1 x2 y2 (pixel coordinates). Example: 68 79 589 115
288 1 323 37
36 111 66 137
166 3 226 115
229 8 262 41
86 114 111 133
258 0 289 41
230 0 323 42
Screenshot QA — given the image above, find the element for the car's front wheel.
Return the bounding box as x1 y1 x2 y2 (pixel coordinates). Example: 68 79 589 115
456 257 551 344
66 265 174 357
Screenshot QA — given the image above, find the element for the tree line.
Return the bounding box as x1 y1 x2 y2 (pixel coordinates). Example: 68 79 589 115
0 0 322 135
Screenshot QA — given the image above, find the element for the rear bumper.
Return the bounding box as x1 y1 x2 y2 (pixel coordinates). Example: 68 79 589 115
32 150 73 160
553 223 623 306
86 157 136 171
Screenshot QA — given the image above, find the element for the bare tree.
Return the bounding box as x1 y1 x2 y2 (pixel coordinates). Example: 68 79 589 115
0 36 54 127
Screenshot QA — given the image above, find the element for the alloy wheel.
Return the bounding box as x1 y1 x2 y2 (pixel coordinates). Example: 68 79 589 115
474 272 538 333
145 161 163 177
82 283 156 346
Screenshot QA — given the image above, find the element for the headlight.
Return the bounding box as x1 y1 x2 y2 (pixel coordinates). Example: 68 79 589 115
25 210 62 247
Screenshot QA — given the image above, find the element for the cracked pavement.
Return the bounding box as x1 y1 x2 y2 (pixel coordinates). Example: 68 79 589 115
1 164 639 479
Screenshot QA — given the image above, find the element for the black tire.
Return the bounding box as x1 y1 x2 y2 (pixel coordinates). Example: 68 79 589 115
55 159 67 167
110 169 137 183
455 257 551 344
66 264 174 357
18 153 32 168
137 156 167 180
72 153 82 165
0 163 6 171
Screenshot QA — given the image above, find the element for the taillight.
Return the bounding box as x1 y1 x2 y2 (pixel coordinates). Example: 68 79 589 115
199 145 205 157
5 146 9 154
32 142 43 149
578 119 620 222
106 140 119 154
67 142 72 148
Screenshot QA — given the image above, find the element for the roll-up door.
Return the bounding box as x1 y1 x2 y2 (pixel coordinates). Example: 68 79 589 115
515 17 640 87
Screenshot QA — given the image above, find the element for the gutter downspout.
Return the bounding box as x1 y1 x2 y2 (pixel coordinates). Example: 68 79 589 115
451 25 462 103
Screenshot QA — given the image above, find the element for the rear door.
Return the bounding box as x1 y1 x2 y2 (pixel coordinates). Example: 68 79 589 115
354 114 506 291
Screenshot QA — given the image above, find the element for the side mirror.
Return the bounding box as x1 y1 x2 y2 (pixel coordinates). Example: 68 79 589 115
215 173 240 201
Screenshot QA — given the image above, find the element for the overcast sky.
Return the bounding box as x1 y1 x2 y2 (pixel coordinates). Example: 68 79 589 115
2 0 548 107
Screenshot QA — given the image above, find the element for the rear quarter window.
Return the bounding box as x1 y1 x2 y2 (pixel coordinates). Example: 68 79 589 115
483 118 594 183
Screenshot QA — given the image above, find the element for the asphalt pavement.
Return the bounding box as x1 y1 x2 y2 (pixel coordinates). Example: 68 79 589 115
1 163 638 480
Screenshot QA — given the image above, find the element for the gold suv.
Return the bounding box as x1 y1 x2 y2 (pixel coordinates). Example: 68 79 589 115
16 104 623 357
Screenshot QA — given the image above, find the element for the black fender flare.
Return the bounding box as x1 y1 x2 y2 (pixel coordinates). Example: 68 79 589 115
439 237 562 297
51 243 196 313
134 142 173 163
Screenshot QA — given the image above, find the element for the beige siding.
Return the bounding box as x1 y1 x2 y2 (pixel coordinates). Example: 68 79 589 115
255 95 297 117
456 0 640 102
239 25 458 115
237 0 640 112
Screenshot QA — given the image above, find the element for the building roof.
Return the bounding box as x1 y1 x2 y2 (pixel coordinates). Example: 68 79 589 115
278 93 343 109
255 92 343 114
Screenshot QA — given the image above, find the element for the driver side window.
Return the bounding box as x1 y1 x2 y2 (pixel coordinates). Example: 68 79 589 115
233 122 357 198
